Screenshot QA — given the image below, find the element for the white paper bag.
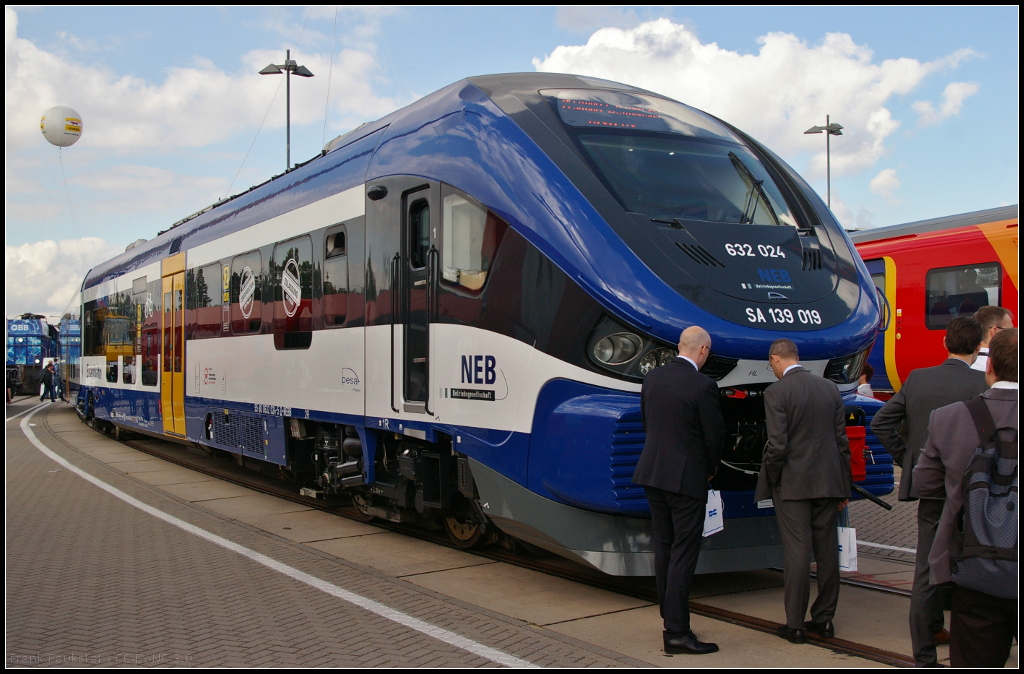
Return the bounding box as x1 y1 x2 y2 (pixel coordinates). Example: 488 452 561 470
838 526 858 572
703 489 724 537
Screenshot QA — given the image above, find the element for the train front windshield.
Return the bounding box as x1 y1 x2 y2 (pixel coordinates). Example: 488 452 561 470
550 89 798 227
577 135 797 227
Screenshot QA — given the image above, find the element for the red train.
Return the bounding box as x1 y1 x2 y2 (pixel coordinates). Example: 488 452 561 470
850 205 1018 396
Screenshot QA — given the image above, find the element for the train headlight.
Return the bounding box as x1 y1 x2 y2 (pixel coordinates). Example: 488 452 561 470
639 348 677 376
593 333 642 365
824 348 871 385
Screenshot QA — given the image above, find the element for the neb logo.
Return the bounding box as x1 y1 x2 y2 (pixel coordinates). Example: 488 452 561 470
461 355 496 385
757 268 791 283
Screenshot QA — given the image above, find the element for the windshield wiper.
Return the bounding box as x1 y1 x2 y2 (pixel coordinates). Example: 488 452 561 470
729 152 780 226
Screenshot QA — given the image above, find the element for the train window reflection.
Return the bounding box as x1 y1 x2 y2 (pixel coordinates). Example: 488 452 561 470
230 251 263 335
925 263 1001 330
163 292 172 372
140 281 161 387
272 236 313 349
575 134 796 226
323 226 348 327
409 200 430 270
189 263 222 339
441 192 507 293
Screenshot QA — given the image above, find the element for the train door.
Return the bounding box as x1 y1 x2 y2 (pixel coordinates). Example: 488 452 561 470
399 183 439 413
864 257 899 395
161 253 186 435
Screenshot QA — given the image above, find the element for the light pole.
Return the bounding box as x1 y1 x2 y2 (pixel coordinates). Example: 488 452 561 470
259 49 314 170
804 115 843 209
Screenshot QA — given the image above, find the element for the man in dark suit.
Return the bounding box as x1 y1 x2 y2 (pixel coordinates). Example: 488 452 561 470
870 316 987 667
755 338 851 644
913 328 1017 668
632 326 725 655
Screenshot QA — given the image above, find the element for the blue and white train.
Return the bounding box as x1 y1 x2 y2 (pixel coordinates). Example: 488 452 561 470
62 73 892 575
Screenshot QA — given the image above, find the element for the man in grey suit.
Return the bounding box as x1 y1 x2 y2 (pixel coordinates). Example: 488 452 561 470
870 316 987 667
755 338 851 644
913 328 1017 668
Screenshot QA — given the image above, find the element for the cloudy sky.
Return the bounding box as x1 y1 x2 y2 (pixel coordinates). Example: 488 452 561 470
5 6 1018 319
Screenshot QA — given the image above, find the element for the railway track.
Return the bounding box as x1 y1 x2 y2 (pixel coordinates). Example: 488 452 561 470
110 427 914 667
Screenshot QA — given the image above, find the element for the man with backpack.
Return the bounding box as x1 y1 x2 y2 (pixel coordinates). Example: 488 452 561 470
871 316 988 666
914 328 1017 667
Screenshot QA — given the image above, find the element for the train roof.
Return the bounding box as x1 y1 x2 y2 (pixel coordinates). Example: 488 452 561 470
81 73 656 291
847 204 1018 244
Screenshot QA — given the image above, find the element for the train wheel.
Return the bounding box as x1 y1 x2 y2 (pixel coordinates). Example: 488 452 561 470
443 516 484 549
350 493 375 522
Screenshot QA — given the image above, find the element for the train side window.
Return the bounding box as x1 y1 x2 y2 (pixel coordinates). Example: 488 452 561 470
925 263 1001 330
441 190 508 293
189 262 223 339
409 200 430 270
83 301 104 357
140 280 161 386
101 291 132 383
323 226 348 327
272 236 313 349
126 278 147 385
230 250 263 335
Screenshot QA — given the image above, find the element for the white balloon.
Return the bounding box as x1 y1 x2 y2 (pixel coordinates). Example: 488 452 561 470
40 106 83 147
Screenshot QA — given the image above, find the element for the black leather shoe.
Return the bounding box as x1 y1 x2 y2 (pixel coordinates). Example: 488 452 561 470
664 632 720 655
803 619 835 638
777 625 807 644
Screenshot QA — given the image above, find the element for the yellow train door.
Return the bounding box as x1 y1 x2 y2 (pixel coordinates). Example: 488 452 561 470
161 254 186 436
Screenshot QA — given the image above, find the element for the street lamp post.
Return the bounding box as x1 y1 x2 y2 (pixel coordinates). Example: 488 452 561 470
804 115 843 209
259 49 314 170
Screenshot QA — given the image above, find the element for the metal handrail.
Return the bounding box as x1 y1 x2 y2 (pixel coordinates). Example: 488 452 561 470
875 285 891 332
424 246 438 416
389 252 400 413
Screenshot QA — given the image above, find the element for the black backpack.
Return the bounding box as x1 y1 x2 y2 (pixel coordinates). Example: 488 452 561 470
950 396 1018 599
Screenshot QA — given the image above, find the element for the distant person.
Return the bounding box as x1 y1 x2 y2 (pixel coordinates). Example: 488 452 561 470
914 328 1017 667
6 367 14 404
52 360 63 400
857 362 875 398
971 306 1014 372
870 316 987 667
755 339 851 644
40 362 56 403
632 326 725 655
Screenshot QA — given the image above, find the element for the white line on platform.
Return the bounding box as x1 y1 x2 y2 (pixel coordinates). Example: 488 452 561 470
6 401 49 422
858 541 917 553
19 407 537 669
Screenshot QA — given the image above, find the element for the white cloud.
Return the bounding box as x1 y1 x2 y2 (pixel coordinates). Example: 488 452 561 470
869 168 902 205
69 165 228 216
5 237 123 316
830 195 876 230
4 6 401 155
912 81 980 127
534 19 978 178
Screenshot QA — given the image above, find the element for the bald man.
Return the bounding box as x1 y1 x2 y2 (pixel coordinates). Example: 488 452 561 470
632 326 726 655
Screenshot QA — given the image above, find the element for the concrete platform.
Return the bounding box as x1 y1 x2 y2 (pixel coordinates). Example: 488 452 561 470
6 402 643 668
6 400 1018 668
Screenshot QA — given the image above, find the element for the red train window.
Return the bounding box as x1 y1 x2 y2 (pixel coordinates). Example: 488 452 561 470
925 263 1001 330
